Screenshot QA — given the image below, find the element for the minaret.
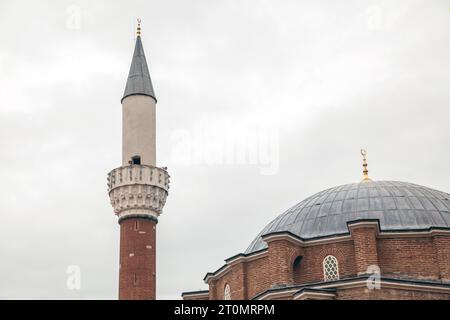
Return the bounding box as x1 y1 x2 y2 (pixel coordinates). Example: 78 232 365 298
107 20 170 300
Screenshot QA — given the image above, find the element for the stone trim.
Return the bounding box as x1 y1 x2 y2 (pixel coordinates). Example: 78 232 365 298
377 228 450 239
346 219 381 235
253 275 450 300
181 290 210 299
317 278 450 294
204 266 233 284
118 213 158 224
261 231 352 247
293 288 337 300
204 250 267 283
226 249 268 266
255 288 299 300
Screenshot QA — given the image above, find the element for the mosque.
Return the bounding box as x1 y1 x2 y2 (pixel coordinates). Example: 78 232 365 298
107 22 450 300
183 154 450 300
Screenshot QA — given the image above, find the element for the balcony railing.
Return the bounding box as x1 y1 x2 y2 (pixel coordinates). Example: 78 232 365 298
107 164 170 193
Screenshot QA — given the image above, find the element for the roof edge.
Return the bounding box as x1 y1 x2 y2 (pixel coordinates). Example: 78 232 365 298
203 248 268 283
181 290 209 298
252 275 450 300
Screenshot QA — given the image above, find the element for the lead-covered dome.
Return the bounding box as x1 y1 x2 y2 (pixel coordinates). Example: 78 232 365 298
245 181 450 254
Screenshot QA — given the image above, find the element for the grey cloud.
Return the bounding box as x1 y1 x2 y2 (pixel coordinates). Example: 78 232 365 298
0 0 449 299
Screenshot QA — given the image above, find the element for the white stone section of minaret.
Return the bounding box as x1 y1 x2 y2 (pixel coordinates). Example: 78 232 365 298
107 164 170 221
122 95 156 166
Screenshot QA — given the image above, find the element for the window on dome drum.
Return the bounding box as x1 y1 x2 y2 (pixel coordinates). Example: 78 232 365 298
224 284 231 300
323 255 339 281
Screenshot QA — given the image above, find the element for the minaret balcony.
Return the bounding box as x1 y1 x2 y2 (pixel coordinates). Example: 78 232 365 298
107 165 170 221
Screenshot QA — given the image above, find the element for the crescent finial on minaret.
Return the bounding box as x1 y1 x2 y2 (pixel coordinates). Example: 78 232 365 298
360 149 372 182
136 18 142 36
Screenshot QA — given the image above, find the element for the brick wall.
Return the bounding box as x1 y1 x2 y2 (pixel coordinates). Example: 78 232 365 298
246 256 271 298
377 237 440 281
267 240 303 287
351 226 379 274
296 241 356 284
211 264 246 300
119 218 156 300
433 236 450 281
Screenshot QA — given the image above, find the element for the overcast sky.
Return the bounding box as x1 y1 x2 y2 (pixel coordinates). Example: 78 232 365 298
0 0 449 299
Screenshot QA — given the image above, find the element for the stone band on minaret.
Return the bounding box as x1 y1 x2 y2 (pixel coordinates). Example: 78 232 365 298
107 20 170 300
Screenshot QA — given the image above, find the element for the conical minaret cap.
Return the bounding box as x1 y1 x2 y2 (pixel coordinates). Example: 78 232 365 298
122 23 156 103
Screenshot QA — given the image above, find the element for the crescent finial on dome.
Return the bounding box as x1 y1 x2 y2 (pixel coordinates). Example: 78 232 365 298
360 149 372 182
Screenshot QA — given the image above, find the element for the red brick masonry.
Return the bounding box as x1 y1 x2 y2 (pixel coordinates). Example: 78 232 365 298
119 218 157 300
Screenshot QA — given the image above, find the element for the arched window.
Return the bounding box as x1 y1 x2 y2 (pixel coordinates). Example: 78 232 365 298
224 284 231 300
293 256 303 284
323 255 339 281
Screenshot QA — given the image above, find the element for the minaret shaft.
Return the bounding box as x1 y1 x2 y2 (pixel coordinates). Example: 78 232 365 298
122 95 156 166
118 93 158 300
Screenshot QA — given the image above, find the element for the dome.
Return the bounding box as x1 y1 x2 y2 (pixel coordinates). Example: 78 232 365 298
245 180 450 254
